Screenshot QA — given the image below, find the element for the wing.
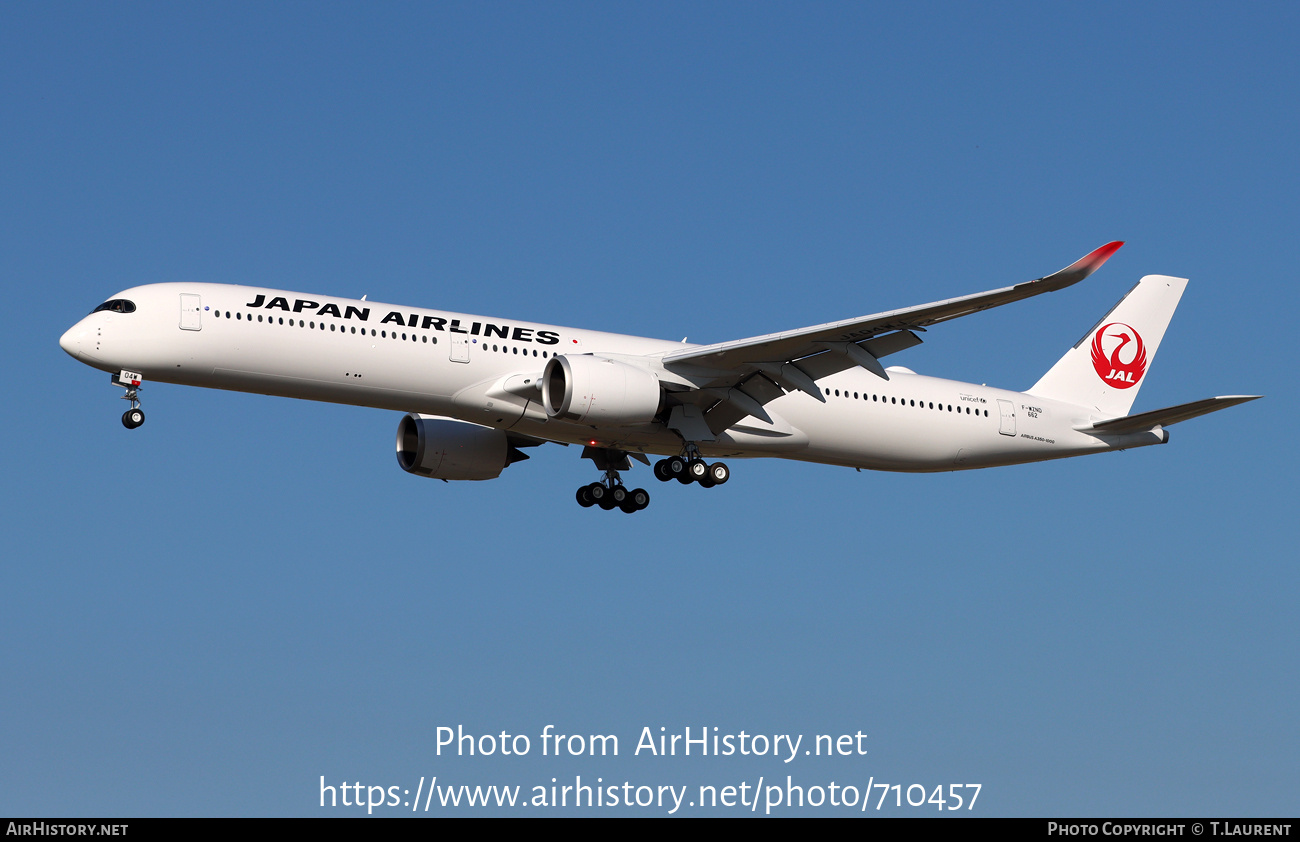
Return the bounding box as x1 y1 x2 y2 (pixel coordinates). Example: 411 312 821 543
655 242 1123 434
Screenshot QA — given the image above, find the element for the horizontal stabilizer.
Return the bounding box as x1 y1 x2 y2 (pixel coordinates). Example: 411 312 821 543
1082 395 1262 435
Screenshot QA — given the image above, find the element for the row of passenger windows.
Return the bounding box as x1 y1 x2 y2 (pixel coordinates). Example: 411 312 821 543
827 387 989 417
212 309 555 358
216 308 440 342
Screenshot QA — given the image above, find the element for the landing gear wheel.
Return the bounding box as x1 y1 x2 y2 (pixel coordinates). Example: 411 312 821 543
576 486 595 507
666 456 688 480
708 462 730 485
620 487 650 513
587 482 607 504
611 485 628 506
654 459 672 482
598 493 618 510
122 408 145 429
688 459 709 482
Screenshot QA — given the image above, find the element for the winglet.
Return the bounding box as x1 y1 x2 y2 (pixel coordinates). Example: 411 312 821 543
1032 241 1124 292
1074 241 1125 271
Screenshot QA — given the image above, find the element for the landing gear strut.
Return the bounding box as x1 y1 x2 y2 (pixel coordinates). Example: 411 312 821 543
114 370 145 429
653 443 729 489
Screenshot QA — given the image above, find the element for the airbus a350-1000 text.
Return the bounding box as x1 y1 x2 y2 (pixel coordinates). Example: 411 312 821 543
59 243 1259 512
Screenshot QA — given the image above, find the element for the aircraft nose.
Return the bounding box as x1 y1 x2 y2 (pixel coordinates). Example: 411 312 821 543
59 324 82 358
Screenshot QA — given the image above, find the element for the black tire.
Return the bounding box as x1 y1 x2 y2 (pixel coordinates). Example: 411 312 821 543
653 459 672 482
629 488 650 510
666 456 687 478
587 482 607 503
576 486 595 507
688 459 708 481
709 462 730 485
699 475 716 489
122 408 144 429
598 493 618 511
611 485 628 505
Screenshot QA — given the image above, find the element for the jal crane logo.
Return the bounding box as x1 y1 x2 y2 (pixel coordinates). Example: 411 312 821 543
1090 322 1147 390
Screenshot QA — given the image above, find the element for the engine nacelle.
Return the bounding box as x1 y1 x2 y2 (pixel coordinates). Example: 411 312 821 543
395 414 513 481
542 354 662 426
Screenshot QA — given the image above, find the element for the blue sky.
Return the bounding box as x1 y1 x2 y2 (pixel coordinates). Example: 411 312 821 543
3 2 1296 816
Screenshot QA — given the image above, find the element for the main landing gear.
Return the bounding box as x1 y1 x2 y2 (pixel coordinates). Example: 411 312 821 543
574 444 728 512
653 445 730 489
575 446 649 513
114 370 146 429
575 476 650 514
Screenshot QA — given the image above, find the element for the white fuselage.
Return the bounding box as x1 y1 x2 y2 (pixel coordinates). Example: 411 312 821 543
60 282 1162 473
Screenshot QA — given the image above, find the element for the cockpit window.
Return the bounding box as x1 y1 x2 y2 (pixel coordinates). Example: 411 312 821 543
91 299 136 315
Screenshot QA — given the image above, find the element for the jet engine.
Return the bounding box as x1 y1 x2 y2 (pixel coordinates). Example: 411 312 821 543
542 354 662 425
395 414 528 481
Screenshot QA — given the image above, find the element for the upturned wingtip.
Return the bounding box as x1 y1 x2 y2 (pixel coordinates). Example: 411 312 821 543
1053 241 1124 282
1087 241 1125 266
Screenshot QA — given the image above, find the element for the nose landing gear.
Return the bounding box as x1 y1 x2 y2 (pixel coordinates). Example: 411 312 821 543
114 370 145 429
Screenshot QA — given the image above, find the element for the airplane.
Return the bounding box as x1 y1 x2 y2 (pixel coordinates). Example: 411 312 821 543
59 242 1259 512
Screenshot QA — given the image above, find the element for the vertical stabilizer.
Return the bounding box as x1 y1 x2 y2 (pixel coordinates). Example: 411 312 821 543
1027 275 1187 417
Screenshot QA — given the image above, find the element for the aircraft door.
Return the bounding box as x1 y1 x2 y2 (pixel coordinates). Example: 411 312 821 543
997 399 1016 436
180 294 202 330
450 335 470 363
